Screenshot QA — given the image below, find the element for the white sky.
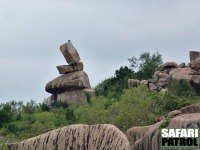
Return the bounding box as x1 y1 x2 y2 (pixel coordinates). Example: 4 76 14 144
1 0 200 103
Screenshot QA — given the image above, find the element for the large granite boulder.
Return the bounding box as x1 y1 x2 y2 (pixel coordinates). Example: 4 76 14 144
160 62 178 71
45 71 91 93
128 79 140 88
152 71 169 81
149 83 158 91
168 68 200 93
8 124 131 150
45 71 93 105
125 125 153 147
189 57 200 71
189 51 200 61
60 41 81 65
168 68 198 80
48 89 91 105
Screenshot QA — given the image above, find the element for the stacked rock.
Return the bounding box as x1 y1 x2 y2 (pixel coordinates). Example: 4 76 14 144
128 51 200 93
45 41 95 106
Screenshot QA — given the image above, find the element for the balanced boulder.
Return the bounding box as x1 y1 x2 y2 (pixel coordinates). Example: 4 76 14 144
45 41 95 106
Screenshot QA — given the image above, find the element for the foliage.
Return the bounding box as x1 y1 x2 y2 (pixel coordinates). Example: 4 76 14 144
159 117 171 130
0 104 14 128
22 100 38 114
128 51 163 80
95 66 135 98
110 86 156 132
168 79 197 97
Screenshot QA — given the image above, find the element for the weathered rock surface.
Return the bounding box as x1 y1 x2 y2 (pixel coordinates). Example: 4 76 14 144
125 125 153 147
72 62 84 71
130 121 163 150
149 83 158 91
167 110 181 117
189 57 200 71
160 62 178 70
178 62 186 68
126 103 200 150
8 124 131 150
168 68 200 93
189 51 200 61
169 68 198 78
57 65 74 74
180 103 200 114
60 41 80 65
47 88 96 105
45 71 91 94
55 89 90 105
152 71 169 81
57 62 84 74
84 89 96 97
140 80 148 85
128 79 140 88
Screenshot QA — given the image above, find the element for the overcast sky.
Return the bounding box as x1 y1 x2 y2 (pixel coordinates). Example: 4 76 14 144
1 0 200 103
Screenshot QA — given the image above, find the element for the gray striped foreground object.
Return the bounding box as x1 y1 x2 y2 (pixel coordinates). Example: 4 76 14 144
8 124 131 150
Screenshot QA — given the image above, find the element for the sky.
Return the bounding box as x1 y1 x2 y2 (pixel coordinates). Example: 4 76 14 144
1 0 200 103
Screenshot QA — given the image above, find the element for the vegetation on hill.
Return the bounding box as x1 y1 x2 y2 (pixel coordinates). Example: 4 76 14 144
0 51 200 150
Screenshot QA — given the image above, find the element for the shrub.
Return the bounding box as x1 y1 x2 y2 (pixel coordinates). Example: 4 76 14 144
168 79 197 97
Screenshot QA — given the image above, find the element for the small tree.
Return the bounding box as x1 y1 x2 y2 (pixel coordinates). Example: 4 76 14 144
95 66 135 98
168 79 197 97
128 51 163 80
0 104 14 128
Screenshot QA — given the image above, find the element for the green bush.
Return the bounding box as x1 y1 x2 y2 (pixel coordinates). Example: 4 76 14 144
168 79 197 97
110 86 156 132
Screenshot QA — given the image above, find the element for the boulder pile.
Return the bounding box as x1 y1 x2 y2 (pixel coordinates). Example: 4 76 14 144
125 103 200 150
45 41 95 106
128 51 200 93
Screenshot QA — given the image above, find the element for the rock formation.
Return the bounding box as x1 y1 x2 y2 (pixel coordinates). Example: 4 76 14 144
8 124 131 150
125 103 200 150
128 51 200 94
45 41 95 106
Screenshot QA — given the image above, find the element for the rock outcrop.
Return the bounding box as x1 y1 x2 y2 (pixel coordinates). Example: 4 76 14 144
125 103 200 150
128 79 140 88
45 41 95 106
128 51 200 94
8 124 131 150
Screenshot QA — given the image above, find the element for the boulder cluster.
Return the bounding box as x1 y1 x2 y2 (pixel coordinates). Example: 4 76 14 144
45 41 95 106
125 103 200 150
128 51 200 93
